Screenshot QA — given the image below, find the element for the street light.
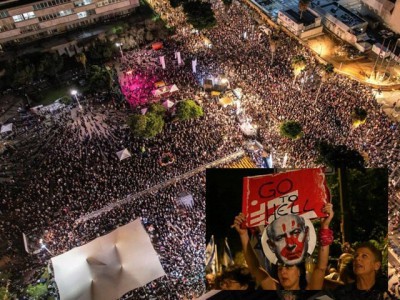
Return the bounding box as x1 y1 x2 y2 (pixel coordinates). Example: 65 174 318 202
71 89 82 110
39 239 53 256
116 42 124 59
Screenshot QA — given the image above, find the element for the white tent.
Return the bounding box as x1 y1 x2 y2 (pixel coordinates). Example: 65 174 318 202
51 219 166 300
116 148 131 161
169 84 179 93
140 108 148 115
151 84 179 97
162 100 174 109
1 123 13 133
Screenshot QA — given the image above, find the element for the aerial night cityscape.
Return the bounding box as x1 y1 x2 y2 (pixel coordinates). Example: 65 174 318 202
0 0 399 299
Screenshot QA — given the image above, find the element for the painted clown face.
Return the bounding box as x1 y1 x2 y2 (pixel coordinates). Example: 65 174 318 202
267 214 309 265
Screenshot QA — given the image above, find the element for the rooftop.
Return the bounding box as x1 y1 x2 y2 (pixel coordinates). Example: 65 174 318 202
284 9 317 26
321 2 366 27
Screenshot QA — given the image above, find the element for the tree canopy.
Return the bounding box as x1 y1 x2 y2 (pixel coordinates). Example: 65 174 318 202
279 121 303 139
127 112 165 138
87 39 117 63
316 141 365 170
351 107 368 127
183 1 216 30
176 99 204 121
87 65 113 92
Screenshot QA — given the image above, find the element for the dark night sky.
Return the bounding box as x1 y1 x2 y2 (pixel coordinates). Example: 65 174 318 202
206 168 275 255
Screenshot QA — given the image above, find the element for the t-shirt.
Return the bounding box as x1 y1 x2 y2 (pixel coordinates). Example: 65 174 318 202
332 282 385 300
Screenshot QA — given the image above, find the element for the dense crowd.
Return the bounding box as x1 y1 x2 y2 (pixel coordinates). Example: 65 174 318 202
0 0 399 298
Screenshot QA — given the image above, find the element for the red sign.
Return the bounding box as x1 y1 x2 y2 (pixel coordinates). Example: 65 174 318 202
242 168 330 228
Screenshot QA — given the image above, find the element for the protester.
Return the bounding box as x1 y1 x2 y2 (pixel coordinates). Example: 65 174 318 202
332 242 386 299
0 0 397 298
232 203 334 290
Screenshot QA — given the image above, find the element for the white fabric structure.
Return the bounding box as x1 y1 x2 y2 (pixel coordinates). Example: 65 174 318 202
239 122 257 136
177 192 194 208
162 100 174 109
151 84 179 97
0 123 13 133
116 148 131 161
140 108 148 115
51 219 166 300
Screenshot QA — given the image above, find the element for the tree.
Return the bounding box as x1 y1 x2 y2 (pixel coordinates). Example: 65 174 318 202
76 53 87 74
291 55 306 84
87 39 117 63
183 1 216 30
148 103 166 117
0 287 10 300
316 141 365 170
279 121 303 139
298 0 311 19
127 112 164 138
314 63 334 103
36 53 64 82
351 107 368 128
87 65 112 92
26 283 47 300
176 100 204 121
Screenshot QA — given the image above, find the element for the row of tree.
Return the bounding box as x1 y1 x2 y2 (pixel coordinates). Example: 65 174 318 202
127 100 203 138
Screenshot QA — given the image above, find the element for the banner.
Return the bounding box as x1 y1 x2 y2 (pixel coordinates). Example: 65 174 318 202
242 168 330 227
176 51 182 65
159 56 166 69
22 233 30 254
192 59 197 73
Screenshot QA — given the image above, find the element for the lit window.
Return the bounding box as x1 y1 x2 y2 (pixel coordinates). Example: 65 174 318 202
59 9 73 16
13 15 24 22
23 12 36 19
83 0 92 4
77 11 87 18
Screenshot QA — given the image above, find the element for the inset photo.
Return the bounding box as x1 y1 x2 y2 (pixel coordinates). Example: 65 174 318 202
205 168 388 300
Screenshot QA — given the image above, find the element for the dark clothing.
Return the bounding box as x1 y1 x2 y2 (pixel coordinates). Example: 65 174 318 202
332 280 386 300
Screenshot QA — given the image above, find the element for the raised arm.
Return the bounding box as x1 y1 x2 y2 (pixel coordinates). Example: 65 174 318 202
232 213 277 290
308 203 334 290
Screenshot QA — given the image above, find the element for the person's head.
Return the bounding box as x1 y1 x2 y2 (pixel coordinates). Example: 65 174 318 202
338 253 355 284
276 262 307 290
353 242 382 278
217 266 254 290
267 214 309 265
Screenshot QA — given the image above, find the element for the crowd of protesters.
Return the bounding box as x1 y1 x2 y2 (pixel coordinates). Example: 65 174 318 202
0 0 399 298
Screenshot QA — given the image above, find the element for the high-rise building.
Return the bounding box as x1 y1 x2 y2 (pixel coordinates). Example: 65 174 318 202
0 0 140 52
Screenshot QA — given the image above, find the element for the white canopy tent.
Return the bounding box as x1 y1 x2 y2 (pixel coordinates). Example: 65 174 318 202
151 84 179 97
51 219 166 300
0 123 13 134
140 108 148 115
116 148 131 161
162 99 175 109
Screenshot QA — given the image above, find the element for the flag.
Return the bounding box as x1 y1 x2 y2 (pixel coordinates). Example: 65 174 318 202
192 59 197 73
266 153 273 168
221 237 234 268
176 52 182 65
282 153 288 168
22 233 30 254
205 235 216 269
159 56 166 69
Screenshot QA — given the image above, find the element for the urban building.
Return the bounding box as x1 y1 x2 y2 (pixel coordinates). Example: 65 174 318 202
0 0 140 52
314 2 372 52
360 0 400 33
277 8 323 39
